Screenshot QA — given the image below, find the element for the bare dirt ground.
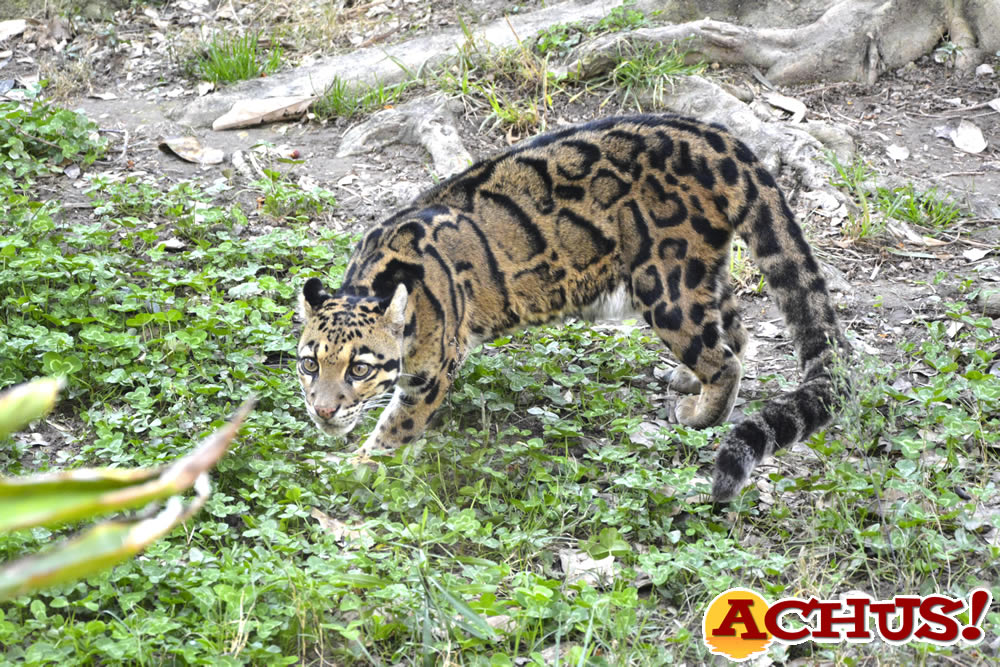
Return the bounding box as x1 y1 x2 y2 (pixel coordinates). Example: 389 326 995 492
4 0 1000 469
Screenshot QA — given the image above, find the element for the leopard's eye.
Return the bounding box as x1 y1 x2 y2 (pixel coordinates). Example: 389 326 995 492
300 358 319 374
349 362 371 380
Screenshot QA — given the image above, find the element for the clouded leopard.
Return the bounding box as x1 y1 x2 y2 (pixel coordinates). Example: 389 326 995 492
297 114 849 501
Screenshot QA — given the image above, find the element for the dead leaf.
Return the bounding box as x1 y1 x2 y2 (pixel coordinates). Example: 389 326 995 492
763 91 806 123
0 19 27 43
890 376 913 393
949 119 987 154
310 508 363 543
886 220 949 247
212 96 316 131
537 644 579 663
88 91 118 101
962 247 991 262
63 164 80 180
141 7 170 30
886 144 909 161
162 238 186 252
157 136 225 165
558 548 614 588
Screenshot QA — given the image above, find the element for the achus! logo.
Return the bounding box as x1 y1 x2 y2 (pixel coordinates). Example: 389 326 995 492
702 587 993 662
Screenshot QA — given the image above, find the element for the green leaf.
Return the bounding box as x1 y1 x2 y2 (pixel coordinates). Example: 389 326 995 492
0 377 62 439
426 575 499 641
0 507 179 600
0 398 254 533
0 399 254 600
41 353 83 376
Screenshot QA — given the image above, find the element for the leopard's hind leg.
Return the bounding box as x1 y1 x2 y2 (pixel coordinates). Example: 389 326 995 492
661 280 748 421
634 265 743 428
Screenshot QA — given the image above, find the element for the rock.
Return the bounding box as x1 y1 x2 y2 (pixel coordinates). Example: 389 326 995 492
337 95 472 178
975 289 1000 318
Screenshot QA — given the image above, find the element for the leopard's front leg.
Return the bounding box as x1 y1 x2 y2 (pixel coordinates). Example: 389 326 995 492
350 371 453 462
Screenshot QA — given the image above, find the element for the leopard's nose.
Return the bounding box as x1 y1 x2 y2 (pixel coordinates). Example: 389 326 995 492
314 404 337 420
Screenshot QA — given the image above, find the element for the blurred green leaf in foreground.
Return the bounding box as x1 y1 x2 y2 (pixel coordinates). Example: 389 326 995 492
0 378 253 600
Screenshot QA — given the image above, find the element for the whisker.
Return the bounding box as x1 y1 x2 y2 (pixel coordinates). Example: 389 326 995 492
362 392 396 411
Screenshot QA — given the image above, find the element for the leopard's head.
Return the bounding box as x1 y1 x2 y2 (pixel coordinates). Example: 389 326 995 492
296 278 407 436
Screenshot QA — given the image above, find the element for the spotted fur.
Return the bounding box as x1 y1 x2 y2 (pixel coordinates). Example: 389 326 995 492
298 114 849 500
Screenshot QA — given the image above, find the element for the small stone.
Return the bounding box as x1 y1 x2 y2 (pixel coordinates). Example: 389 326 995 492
886 143 909 161
975 63 994 76
949 119 988 154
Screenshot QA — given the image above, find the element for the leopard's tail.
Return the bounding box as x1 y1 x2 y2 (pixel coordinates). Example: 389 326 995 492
712 178 850 501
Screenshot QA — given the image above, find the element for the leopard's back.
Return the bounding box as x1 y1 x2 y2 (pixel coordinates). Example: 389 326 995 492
301 114 849 500
413 116 739 328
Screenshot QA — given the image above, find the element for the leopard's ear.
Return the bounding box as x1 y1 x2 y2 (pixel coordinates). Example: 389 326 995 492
300 278 330 318
383 283 408 336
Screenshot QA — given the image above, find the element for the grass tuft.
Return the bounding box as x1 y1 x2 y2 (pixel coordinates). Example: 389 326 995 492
609 41 705 111
312 76 413 119
192 32 283 83
826 151 966 239
875 183 964 229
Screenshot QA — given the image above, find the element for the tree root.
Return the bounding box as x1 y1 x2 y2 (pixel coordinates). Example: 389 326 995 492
571 0 1000 85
